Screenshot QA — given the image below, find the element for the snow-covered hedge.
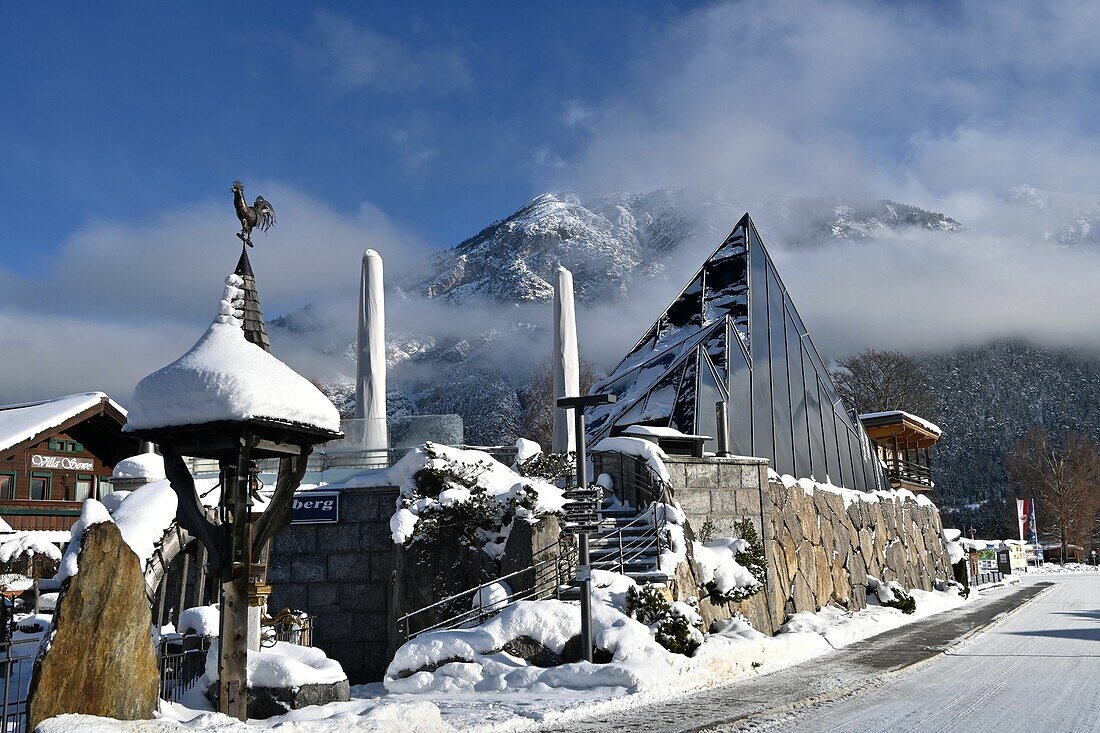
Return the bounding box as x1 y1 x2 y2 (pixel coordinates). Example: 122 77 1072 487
691 518 765 603
375 443 566 559
867 575 916 614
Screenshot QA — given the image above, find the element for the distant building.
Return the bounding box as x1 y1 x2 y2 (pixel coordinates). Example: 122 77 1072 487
0 393 140 530
586 214 887 492
858 410 942 493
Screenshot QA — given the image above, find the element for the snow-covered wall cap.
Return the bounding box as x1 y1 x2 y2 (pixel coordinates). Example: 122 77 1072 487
112 452 166 482
858 410 942 436
0 392 126 454
125 274 340 433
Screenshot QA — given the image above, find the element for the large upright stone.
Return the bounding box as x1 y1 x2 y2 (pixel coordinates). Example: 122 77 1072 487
28 522 159 729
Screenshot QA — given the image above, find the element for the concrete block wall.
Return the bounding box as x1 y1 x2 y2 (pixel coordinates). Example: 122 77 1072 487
664 456 769 540
268 486 398 683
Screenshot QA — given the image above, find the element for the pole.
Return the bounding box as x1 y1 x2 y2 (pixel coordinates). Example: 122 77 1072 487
573 407 593 664
218 445 251 721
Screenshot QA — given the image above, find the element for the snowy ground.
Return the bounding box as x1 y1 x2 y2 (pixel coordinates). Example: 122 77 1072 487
714 574 1099 733
39 583 979 733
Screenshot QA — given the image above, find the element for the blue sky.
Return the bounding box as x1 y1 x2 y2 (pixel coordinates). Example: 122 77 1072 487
0 2 695 275
4 1 1100 401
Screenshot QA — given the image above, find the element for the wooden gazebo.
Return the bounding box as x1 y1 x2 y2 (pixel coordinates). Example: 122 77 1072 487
858 411 941 493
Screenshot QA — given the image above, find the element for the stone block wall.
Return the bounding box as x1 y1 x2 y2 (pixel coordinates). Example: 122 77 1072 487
268 486 397 683
663 456 769 539
759 477 951 630
598 451 952 634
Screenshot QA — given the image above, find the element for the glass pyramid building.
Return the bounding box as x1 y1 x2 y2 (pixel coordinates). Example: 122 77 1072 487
586 214 886 492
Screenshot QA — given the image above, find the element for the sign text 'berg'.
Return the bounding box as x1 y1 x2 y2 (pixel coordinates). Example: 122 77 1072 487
290 492 340 524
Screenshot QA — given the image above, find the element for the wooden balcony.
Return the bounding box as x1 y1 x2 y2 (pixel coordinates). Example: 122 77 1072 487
858 411 941 493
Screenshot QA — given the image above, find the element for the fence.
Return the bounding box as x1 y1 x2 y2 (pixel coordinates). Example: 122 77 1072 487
156 615 316 704
0 637 40 733
969 570 1005 587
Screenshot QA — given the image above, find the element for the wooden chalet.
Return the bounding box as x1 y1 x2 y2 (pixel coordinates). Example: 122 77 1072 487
0 393 141 530
858 410 941 493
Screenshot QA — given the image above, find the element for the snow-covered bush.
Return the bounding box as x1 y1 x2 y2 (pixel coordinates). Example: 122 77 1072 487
867 575 916 614
626 584 703 656
384 443 565 559
692 518 766 603
514 450 576 483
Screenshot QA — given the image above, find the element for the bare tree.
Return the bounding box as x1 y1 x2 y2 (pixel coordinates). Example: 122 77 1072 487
831 349 936 417
1005 427 1100 563
518 357 602 450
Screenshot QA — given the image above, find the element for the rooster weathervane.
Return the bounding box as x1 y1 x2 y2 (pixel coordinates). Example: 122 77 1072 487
232 180 276 247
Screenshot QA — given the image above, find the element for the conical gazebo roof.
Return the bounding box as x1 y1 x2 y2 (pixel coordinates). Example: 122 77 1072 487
234 247 270 352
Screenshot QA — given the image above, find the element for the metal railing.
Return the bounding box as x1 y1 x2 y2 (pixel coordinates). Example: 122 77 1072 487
0 638 41 732
887 457 932 487
185 444 519 477
156 633 211 704
396 538 578 641
591 502 667 577
156 615 315 703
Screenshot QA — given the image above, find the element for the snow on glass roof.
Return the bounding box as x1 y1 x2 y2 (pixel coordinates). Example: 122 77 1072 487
125 274 340 433
0 392 125 454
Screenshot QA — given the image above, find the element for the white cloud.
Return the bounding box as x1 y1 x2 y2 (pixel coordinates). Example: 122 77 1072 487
562 100 593 128
302 10 472 95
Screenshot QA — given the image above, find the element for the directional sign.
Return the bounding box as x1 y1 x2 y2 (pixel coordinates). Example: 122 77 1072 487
563 489 601 501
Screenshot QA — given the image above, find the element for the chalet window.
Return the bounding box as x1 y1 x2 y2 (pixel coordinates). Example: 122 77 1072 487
73 442 84 453
30 473 51 500
48 440 64 452
0 473 14 500
75 475 93 502
97 476 113 499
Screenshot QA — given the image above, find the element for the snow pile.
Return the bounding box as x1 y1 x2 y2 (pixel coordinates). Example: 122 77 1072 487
0 534 62 563
56 500 113 582
178 605 220 636
591 436 671 483
386 568 971 700
692 538 761 599
656 502 688 575
1029 562 1100 575
111 453 166 482
0 574 33 592
472 581 511 613
512 438 542 467
349 443 565 558
772 470 941 511
0 392 123 454
205 640 346 687
944 529 966 564
109 481 178 568
125 274 340 433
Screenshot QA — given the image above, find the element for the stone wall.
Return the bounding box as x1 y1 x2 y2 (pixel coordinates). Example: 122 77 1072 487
268 486 397 684
759 477 951 630
598 452 952 634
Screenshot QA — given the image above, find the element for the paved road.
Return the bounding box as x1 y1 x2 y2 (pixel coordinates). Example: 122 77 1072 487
540 579 1060 733
723 575 1100 733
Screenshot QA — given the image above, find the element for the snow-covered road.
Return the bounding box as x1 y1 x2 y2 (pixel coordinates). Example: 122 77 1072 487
719 575 1099 733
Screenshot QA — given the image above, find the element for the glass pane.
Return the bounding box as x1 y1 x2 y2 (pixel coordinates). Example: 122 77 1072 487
749 230 772 459
835 414 855 489
0 475 11 500
820 378 841 485
640 359 688 424
97 477 113 498
30 477 47 500
697 355 723 452
728 321 753 456
659 273 704 349
670 351 700 434
786 303 811 479
702 239 749 331
805 358 827 480
768 270 794 476
75 478 92 502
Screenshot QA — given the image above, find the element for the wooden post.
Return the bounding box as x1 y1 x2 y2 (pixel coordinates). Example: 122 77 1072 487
194 544 207 608
217 444 252 721
175 552 190 625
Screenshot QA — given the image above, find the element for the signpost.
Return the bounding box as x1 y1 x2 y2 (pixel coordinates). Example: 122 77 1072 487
555 393 616 664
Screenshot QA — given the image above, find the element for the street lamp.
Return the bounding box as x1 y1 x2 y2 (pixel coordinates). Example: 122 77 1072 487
555 393 616 663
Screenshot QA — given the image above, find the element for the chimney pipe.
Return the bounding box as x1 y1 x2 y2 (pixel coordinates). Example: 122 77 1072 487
716 401 731 457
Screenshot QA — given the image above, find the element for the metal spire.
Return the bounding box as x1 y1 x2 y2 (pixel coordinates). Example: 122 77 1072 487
234 246 270 352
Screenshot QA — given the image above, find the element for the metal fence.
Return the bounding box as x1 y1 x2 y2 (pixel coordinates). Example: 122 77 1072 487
156 615 316 704
970 570 1005 587
0 638 40 733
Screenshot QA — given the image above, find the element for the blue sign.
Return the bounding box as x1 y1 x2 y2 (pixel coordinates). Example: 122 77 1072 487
291 492 340 524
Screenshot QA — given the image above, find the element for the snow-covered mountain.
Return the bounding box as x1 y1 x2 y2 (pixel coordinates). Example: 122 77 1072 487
1008 184 1100 246
275 188 967 445
410 190 962 306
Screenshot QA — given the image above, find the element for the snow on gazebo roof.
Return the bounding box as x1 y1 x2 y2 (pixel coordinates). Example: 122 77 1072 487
124 273 340 434
0 392 126 454
111 452 166 482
